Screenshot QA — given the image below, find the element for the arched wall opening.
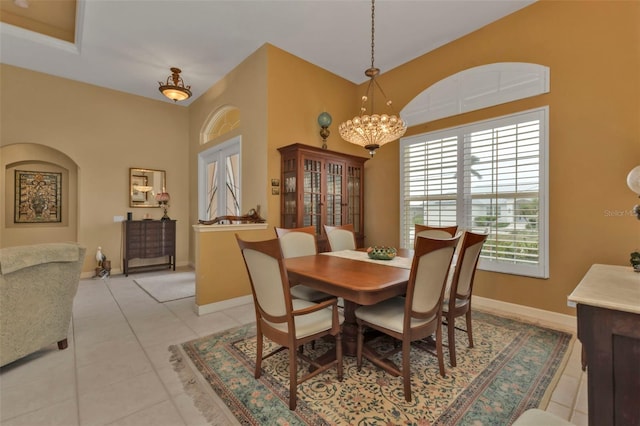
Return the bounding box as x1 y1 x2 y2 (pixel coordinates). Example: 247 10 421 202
1 143 79 247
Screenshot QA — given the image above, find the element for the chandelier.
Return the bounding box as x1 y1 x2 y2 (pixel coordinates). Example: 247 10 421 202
158 67 192 102
338 0 407 157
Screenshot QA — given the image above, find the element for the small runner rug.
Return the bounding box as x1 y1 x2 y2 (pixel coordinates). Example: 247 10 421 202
134 271 195 303
169 311 573 425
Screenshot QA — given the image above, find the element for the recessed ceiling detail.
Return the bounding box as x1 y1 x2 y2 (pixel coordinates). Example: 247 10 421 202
0 0 76 42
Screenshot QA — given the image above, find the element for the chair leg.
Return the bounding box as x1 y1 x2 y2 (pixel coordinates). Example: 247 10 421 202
255 332 263 379
465 311 474 348
356 324 364 370
447 315 457 367
289 349 298 410
435 324 446 377
336 332 343 381
402 339 412 402
57 338 68 350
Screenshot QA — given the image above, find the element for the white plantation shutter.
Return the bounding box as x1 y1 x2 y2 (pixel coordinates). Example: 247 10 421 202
400 107 548 278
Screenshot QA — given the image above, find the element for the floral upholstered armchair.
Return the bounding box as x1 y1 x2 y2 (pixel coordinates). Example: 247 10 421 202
0 242 85 367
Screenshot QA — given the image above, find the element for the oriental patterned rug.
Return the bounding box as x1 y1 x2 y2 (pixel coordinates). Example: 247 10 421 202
169 311 573 425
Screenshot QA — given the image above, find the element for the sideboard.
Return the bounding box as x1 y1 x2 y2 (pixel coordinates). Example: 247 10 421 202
568 264 640 426
122 220 176 276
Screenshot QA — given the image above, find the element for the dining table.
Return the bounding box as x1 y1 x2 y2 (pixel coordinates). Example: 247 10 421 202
285 248 413 358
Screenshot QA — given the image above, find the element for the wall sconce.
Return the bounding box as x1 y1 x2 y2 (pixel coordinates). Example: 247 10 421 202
627 165 640 219
318 112 332 150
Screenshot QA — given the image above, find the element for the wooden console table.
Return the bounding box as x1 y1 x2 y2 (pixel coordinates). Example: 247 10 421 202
568 264 640 426
123 220 176 276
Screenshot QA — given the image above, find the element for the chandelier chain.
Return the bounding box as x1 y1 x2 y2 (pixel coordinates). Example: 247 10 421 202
337 0 407 156
370 0 375 70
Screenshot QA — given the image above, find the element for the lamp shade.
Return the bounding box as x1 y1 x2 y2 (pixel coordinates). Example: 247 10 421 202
627 165 640 195
155 192 170 203
158 68 191 102
318 112 332 128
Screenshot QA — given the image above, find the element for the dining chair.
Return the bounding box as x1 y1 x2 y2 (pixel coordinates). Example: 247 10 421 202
324 224 357 251
235 235 344 410
275 226 332 303
442 230 488 367
355 234 460 402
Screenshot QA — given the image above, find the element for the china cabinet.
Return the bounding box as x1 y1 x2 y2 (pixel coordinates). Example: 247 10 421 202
278 143 367 251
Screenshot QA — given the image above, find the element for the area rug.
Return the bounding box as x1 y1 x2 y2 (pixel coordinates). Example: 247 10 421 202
169 311 573 425
134 271 195 302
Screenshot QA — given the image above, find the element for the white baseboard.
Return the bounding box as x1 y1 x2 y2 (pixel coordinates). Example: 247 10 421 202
193 293 578 334
474 296 577 334
196 295 253 316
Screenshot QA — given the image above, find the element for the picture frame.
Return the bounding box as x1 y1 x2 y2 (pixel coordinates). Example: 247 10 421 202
14 170 62 223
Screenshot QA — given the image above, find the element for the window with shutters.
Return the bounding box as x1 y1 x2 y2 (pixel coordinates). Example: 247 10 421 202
400 107 549 278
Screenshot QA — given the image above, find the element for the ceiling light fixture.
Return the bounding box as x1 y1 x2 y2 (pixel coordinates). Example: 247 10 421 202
158 67 191 102
338 0 407 157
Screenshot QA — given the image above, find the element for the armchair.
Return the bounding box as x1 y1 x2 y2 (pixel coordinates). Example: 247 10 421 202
0 242 86 367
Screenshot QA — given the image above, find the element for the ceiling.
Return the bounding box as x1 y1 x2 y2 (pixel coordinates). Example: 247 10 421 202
0 0 536 107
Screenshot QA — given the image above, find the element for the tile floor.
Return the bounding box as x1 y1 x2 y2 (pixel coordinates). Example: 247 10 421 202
1 268 588 426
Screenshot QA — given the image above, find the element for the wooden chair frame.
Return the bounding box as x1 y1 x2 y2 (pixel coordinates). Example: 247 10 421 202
442 231 487 367
236 235 343 410
355 235 459 402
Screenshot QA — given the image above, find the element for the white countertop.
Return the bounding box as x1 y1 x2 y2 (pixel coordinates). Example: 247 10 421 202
568 264 640 314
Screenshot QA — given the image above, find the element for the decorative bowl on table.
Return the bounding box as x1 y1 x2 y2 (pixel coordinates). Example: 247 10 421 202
367 246 397 260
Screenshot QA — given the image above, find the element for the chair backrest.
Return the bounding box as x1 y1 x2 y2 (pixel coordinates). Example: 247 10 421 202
414 224 459 240
236 235 291 321
275 226 317 258
324 224 357 251
449 231 488 302
406 235 460 321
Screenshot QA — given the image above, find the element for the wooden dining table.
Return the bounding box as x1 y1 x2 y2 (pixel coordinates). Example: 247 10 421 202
285 248 412 357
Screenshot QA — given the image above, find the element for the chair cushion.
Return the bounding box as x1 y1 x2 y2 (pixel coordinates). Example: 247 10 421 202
267 299 344 339
290 284 331 302
355 297 436 334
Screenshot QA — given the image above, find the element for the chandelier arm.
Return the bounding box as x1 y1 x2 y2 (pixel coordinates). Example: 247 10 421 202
372 78 401 115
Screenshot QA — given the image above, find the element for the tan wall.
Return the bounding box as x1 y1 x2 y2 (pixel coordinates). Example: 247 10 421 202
362 0 640 315
0 65 190 274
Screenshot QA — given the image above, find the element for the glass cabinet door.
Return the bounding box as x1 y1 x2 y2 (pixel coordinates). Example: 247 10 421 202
347 164 362 233
302 158 322 236
325 160 344 227
282 156 297 228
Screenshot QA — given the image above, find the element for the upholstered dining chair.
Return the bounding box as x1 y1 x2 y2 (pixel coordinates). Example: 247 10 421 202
235 235 344 410
442 231 488 367
324 224 357 251
355 234 460 402
275 226 332 302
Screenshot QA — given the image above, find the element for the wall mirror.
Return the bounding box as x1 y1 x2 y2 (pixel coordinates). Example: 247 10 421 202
129 168 166 207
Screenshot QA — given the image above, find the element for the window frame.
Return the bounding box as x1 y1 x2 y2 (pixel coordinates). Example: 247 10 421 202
198 136 241 221
400 107 549 278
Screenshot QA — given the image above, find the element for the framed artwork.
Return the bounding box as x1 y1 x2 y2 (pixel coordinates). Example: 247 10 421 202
131 175 148 203
14 170 62 223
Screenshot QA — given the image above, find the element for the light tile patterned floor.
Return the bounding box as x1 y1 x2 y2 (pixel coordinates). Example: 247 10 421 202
0 268 588 425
